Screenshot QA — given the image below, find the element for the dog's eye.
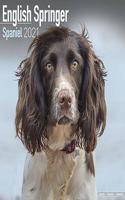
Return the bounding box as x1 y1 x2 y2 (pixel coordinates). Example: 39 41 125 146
46 63 54 73
70 60 79 71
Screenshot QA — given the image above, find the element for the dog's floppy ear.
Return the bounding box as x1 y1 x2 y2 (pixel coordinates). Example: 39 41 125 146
15 38 47 154
77 31 107 152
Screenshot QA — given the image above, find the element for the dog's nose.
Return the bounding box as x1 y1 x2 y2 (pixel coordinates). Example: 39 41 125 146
58 89 72 109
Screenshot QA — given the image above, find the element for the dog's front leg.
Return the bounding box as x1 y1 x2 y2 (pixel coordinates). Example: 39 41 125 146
68 150 97 200
21 152 48 200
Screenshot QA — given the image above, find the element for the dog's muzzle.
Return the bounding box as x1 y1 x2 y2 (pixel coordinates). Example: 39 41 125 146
50 77 79 125
57 89 73 125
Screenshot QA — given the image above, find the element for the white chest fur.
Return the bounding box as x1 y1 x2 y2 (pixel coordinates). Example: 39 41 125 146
22 149 97 200
22 124 97 200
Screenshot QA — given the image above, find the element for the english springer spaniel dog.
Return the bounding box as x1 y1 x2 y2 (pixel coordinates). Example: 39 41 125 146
15 26 106 200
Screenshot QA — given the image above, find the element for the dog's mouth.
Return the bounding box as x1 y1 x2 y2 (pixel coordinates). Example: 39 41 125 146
58 116 72 125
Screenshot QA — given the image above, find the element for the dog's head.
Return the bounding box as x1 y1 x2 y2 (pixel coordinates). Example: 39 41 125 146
16 27 106 154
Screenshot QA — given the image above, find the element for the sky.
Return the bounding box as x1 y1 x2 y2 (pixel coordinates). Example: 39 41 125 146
0 0 125 197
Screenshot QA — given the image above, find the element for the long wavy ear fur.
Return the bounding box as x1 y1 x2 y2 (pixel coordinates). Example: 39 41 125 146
15 40 47 155
77 29 107 152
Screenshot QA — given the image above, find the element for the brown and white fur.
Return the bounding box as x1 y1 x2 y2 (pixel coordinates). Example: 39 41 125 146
15 26 106 200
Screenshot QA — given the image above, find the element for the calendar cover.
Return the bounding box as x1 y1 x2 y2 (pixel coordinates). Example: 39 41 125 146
0 0 125 199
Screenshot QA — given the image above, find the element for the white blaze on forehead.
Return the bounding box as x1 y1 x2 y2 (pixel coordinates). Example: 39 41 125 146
57 75 73 91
